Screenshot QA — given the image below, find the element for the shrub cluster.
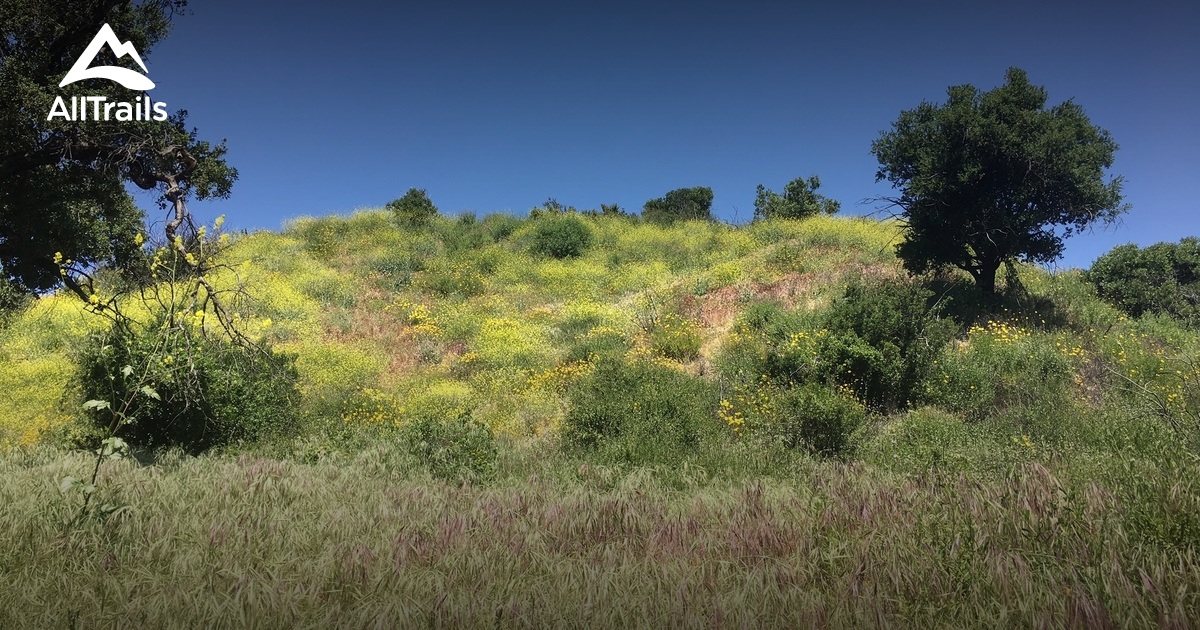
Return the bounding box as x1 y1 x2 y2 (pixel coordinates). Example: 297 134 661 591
77 322 301 453
753 175 840 220
717 279 954 456
1086 237 1200 326
529 214 593 259
562 358 718 464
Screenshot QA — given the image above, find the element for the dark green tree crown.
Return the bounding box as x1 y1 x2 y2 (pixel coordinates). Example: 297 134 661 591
871 67 1126 293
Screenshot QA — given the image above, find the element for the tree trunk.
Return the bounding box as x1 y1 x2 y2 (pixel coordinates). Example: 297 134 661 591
976 261 1001 295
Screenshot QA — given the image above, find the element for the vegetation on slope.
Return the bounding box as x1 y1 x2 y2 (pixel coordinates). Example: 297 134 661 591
1 210 1199 625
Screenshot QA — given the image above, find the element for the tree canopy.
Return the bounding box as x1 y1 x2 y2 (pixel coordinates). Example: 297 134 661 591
642 186 713 224
871 67 1126 293
0 0 235 297
754 175 840 220
387 188 439 227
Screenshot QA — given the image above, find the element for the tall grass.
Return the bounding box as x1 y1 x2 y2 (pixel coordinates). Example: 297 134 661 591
2 445 1198 628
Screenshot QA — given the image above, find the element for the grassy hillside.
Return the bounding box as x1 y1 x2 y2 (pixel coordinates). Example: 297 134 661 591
2 210 1198 626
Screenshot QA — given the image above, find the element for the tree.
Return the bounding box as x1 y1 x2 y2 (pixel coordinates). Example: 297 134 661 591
754 175 840 220
642 186 713 224
871 67 1126 294
387 188 439 226
0 0 236 299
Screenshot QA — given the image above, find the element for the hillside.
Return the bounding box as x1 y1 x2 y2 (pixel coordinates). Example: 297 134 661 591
0 211 904 448
2 210 1199 626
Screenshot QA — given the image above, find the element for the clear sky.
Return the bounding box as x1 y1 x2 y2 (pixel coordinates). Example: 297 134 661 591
135 0 1198 269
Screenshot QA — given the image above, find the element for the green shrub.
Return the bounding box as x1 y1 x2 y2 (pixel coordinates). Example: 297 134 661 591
722 281 954 413
401 413 497 484
929 321 1075 437
1086 238 1200 326
854 407 1020 476
642 186 714 224
0 276 31 325
771 384 865 457
77 323 301 453
818 280 956 412
437 216 488 253
387 188 439 227
563 358 719 464
529 215 593 259
415 260 485 297
482 213 523 241
646 312 702 361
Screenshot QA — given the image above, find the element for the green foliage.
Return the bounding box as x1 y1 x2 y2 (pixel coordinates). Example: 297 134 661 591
0 1 236 294
415 260 486 297
528 198 575 219
529 214 593 259
1086 238 1200 326
598 203 629 217
754 175 840 220
0 277 31 325
645 312 702 361
720 281 954 413
387 188 439 227
771 383 865 458
929 321 1075 437
401 414 497 484
872 67 1126 293
481 212 523 241
642 186 714 224
819 280 956 412
563 358 719 464
855 407 1021 476
77 323 301 453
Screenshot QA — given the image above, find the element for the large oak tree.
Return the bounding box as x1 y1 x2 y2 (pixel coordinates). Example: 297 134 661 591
0 0 235 299
871 68 1126 293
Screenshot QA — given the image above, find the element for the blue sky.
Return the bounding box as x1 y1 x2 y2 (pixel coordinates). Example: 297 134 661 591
134 0 1198 269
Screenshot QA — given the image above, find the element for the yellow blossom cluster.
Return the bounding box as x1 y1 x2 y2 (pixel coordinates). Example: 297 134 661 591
386 300 441 336
526 358 596 392
718 374 776 433
967 320 1030 344
339 388 405 429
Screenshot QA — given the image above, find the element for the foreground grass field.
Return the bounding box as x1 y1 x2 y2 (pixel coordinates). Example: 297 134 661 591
3 444 1198 628
2 210 1199 626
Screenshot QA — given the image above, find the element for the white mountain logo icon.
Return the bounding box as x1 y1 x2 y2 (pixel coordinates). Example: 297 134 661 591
59 23 155 91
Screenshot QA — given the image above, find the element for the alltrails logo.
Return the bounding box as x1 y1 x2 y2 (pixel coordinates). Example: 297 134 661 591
47 23 168 122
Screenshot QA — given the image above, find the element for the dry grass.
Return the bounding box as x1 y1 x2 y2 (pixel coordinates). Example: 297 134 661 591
2 446 1197 628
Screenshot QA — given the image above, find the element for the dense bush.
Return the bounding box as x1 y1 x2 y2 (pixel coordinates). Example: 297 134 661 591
642 186 714 224
719 280 954 413
77 322 301 453
563 358 719 464
1086 238 1200 325
771 383 865 457
529 214 593 259
481 213 523 241
929 320 1075 436
819 280 956 412
0 277 31 324
753 175 840 220
387 188 439 227
401 413 497 484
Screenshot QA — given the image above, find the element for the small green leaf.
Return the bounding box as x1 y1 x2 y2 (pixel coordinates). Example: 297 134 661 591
139 385 161 401
59 476 78 494
121 365 134 378
99 437 129 459
83 399 110 411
